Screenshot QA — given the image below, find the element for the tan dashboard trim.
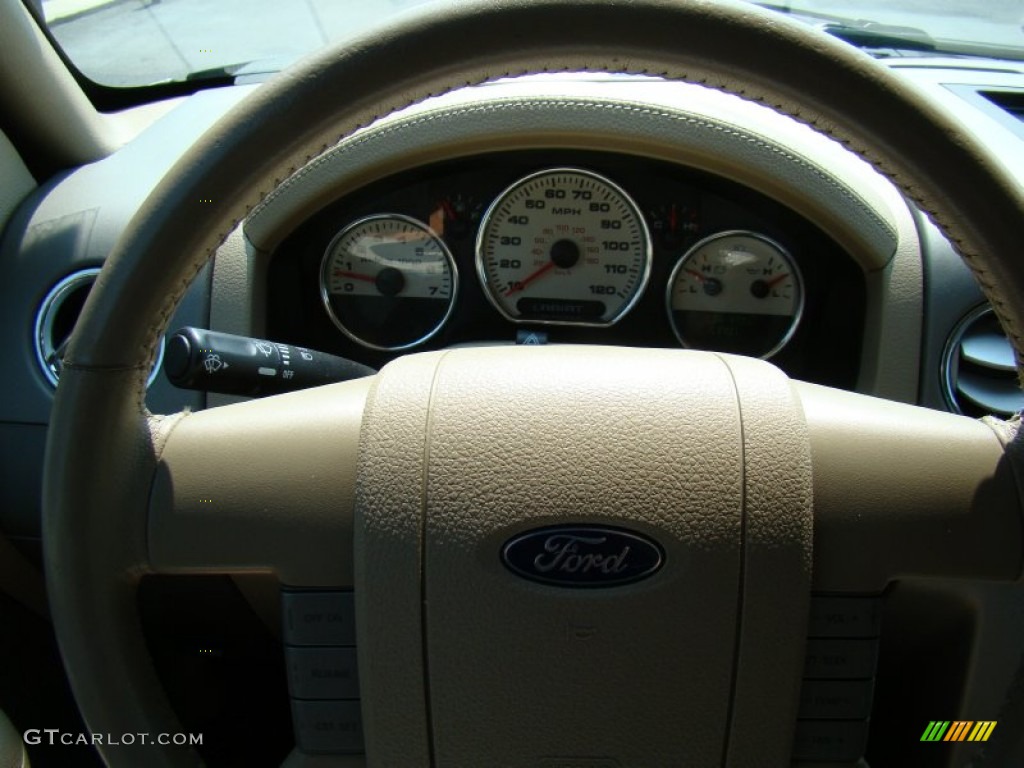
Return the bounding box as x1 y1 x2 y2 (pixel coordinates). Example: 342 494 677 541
0 1 116 167
247 81 903 269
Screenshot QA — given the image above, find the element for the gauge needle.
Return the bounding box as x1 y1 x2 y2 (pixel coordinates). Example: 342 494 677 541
685 268 706 282
333 269 376 283
764 272 790 289
504 261 556 297
441 199 458 221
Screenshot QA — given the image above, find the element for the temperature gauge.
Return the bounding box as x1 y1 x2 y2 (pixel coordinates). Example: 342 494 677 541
647 199 700 249
320 214 457 350
666 230 803 358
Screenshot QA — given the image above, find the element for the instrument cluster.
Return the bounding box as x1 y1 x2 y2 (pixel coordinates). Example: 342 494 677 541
267 150 865 388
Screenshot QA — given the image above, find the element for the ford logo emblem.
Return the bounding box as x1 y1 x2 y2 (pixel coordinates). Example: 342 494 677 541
501 525 664 587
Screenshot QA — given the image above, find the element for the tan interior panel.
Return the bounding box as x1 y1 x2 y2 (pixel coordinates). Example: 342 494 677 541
799 382 1023 592
355 346 817 765
149 378 371 586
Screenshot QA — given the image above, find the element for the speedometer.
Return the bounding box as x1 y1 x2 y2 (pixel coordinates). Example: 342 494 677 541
476 168 651 326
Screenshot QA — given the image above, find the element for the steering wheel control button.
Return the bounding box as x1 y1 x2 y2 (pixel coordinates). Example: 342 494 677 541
283 590 356 646
808 596 882 638
501 525 664 587
796 595 882 763
792 720 870 763
283 590 364 753
286 647 360 700
291 700 365 755
803 638 879 680
798 679 875 720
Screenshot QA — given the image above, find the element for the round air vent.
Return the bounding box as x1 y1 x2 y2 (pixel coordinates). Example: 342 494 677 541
942 304 1024 418
34 268 164 388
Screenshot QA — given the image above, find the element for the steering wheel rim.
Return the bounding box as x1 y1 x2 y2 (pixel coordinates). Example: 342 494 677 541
42 0 1024 765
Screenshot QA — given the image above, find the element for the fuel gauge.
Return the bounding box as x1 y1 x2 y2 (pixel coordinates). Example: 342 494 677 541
666 230 803 358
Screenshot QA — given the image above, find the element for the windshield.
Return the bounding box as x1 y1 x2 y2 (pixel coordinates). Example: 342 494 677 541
39 0 1024 88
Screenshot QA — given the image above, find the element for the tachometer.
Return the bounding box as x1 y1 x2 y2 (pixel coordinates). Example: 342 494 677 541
666 230 803 358
320 214 457 350
476 168 651 326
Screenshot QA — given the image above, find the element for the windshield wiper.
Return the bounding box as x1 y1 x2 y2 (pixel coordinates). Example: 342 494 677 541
754 2 935 53
185 56 294 84
821 20 935 52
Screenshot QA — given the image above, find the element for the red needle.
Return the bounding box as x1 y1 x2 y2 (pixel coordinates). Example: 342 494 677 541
504 261 556 297
333 270 376 283
764 272 790 289
685 268 706 283
441 199 457 221
669 203 678 233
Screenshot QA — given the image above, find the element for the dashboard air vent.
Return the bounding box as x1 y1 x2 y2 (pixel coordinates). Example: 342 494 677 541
943 304 1024 418
34 267 164 388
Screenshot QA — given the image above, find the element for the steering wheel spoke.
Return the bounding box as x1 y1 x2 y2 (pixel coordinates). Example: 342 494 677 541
148 378 370 586
798 382 1023 591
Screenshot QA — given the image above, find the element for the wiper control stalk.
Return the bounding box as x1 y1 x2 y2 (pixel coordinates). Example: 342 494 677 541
165 327 375 397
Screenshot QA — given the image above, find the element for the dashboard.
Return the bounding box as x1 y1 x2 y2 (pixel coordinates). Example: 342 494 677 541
266 149 865 388
3 44 1024 767
7 64 1020 536
0 71 949 548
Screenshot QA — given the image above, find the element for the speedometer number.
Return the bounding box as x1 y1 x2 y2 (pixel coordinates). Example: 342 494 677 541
476 168 652 326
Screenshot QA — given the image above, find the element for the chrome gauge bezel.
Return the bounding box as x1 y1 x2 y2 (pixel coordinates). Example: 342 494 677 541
475 167 653 328
34 267 165 389
665 229 805 359
319 213 459 351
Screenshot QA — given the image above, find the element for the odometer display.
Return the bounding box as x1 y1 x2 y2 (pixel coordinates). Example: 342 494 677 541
476 168 651 326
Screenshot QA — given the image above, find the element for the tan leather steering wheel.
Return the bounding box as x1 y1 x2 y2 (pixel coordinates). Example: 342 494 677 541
43 0 1024 765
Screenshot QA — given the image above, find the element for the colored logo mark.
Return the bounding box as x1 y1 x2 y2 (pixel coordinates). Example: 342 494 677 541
921 721 996 742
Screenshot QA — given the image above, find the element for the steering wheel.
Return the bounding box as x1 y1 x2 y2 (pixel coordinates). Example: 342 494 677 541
43 0 1024 765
